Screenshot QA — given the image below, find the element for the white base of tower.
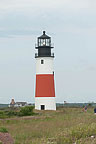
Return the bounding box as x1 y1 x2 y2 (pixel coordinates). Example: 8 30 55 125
35 97 56 110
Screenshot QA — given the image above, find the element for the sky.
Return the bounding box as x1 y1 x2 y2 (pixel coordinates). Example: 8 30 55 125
0 0 96 104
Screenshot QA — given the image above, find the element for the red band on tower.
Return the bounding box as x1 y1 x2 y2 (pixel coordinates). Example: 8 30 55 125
35 74 55 97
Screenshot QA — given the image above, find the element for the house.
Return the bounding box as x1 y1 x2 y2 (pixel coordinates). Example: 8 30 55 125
9 99 15 107
9 99 27 107
64 101 67 104
14 102 27 107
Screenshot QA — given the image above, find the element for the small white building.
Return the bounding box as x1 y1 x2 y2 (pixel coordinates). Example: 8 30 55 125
9 99 27 107
14 102 27 107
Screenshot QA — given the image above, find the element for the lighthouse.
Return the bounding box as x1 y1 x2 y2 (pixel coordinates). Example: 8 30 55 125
35 31 56 110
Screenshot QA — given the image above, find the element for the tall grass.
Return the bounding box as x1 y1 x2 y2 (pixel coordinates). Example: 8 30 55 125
0 107 95 144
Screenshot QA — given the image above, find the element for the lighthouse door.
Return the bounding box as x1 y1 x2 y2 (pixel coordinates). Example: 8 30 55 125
41 105 45 110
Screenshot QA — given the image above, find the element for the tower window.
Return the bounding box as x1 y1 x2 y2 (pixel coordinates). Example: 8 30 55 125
41 59 44 64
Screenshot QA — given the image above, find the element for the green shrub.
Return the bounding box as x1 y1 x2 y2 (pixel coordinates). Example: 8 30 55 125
0 111 7 119
18 106 34 116
0 127 8 133
7 111 18 117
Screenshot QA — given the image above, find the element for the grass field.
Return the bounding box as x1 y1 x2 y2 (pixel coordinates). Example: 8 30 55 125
0 107 96 144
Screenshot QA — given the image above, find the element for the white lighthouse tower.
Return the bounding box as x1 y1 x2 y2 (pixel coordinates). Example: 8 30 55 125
35 31 56 110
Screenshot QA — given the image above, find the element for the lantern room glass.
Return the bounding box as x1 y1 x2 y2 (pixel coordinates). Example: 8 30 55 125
38 38 51 47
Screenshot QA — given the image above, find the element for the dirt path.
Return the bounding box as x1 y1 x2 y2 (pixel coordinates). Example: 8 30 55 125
0 115 51 121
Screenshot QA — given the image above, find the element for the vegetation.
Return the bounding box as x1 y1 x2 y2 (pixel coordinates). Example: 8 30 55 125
0 107 96 143
0 127 8 133
0 106 35 118
18 106 34 116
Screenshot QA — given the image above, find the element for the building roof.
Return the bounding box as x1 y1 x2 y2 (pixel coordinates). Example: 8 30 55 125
10 102 27 106
38 31 50 39
15 102 27 105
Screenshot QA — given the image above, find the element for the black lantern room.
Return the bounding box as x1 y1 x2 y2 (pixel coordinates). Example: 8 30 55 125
35 31 54 58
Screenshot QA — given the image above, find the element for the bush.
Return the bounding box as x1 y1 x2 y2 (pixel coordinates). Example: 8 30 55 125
18 106 34 116
0 127 8 133
0 111 7 119
7 111 18 117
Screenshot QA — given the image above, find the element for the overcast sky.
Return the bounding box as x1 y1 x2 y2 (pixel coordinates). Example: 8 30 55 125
0 0 96 103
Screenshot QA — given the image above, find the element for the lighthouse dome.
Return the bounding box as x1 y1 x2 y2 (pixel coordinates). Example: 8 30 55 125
38 31 50 39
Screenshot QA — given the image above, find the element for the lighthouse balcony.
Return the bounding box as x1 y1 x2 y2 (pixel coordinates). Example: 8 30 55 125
35 43 54 48
35 53 54 58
